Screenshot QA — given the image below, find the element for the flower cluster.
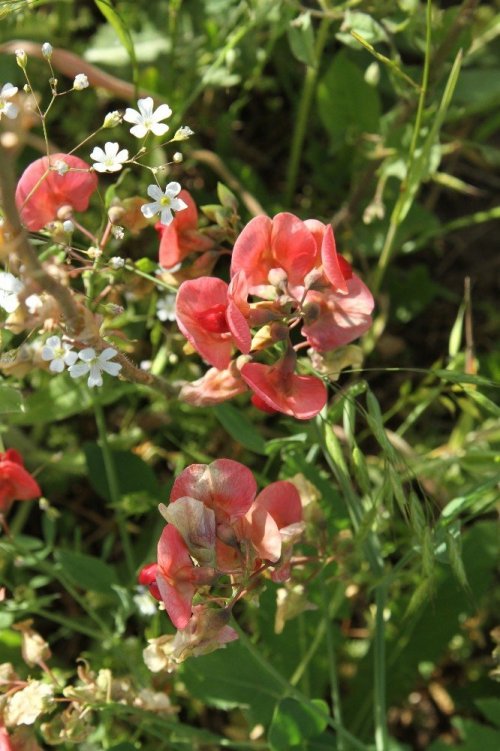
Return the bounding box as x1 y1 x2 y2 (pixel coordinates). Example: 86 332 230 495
138 459 303 666
176 213 374 419
41 337 122 388
0 449 41 515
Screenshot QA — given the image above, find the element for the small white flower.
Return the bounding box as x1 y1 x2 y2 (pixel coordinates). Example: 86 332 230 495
123 97 172 139
73 73 89 91
68 347 122 388
156 295 177 322
103 110 122 128
53 159 69 176
41 42 53 59
63 220 74 233
0 83 19 120
110 256 125 269
141 182 187 226
25 294 43 315
41 335 77 373
172 151 183 163
90 142 129 173
0 271 23 313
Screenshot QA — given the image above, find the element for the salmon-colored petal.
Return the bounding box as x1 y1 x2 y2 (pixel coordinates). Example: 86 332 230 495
241 362 327 420
157 524 193 577
156 571 195 630
179 363 248 406
243 503 282 562
15 153 97 231
255 481 302 529
320 224 349 293
271 213 317 286
231 215 273 290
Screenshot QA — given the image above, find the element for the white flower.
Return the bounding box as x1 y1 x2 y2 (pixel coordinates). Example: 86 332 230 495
68 347 122 388
25 294 43 315
53 159 69 175
90 142 129 173
0 271 23 313
156 295 177 322
0 83 19 120
41 42 53 59
41 335 77 373
110 256 125 269
73 73 89 90
123 97 172 139
111 226 124 240
141 182 187 226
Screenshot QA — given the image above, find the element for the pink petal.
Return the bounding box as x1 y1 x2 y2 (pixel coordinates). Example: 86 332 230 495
271 213 317 286
243 503 282 562
320 224 348 293
179 363 248 406
15 153 98 231
157 524 193 577
231 215 272 290
255 481 302 529
156 571 195 630
241 361 327 420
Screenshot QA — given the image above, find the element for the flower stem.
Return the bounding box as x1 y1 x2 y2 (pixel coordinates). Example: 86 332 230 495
284 16 331 207
321 577 345 750
92 395 135 578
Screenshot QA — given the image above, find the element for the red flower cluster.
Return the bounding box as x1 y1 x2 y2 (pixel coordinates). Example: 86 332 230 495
176 212 374 419
15 153 97 231
0 449 41 514
138 459 303 638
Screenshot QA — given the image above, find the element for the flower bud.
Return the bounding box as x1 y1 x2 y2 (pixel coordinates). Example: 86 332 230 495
103 110 122 128
111 225 125 240
109 256 125 269
41 42 53 59
15 49 27 68
62 220 74 233
73 73 89 91
173 151 183 163
52 159 69 176
173 125 194 141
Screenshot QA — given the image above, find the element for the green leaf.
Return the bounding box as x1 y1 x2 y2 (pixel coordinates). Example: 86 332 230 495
84 443 160 503
55 549 118 593
317 51 381 145
94 0 138 82
288 12 316 67
475 698 500 729
0 384 23 414
214 403 267 455
269 698 329 750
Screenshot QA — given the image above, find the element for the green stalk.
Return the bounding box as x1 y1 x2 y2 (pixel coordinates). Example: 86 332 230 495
372 0 432 295
374 583 389 751
284 17 331 206
321 578 345 750
233 620 371 751
92 395 135 578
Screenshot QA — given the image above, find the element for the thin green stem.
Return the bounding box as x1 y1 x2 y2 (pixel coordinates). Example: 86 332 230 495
30 607 103 640
92 395 135 578
321 578 345 751
374 583 389 751
233 620 370 751
285 17 331 206
372 0 432 295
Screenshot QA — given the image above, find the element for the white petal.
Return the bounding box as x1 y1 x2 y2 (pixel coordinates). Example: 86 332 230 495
45 335 61 349
90 146 105 161
165 181 181 196
0 272 23 295
147 184 163 201
0 291 20 313
1 84 18 98
172 197 188 212
49 358 65 373
64 350 78 366
159 207 173 225
87 364 103 387
130 123 148 139
116 149 129 163
41 347 55 361
150 122 169 137
92 163 109 173
123 107 141 125
153 104 172 121
79 347 97 362
105 163 123 173
68 362 90 379
101 361 122 377
105 141 119 157
141 202 160 219
137 97 154 118
98 347 118 362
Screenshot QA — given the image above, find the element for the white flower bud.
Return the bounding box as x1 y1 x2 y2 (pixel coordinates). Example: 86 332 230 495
103 110 122 128
73 73 89 91
53 159 69 176
15 49 27 68
110 256 125 269
111 226 125 240
41 42 53 59
62 220 74 233
173 151 183 163
173 125 194 141
87 246 102 260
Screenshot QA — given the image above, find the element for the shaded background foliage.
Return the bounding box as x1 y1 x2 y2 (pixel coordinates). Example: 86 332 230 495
0 1 499 750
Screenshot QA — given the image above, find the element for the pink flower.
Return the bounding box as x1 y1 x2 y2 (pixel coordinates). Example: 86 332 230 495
0 449 41 514
175 275 250 370
230 213 318 293
15 153 98 231
156 190 213 268
241 354 327 420
138 562 161 601
170 459 257 526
